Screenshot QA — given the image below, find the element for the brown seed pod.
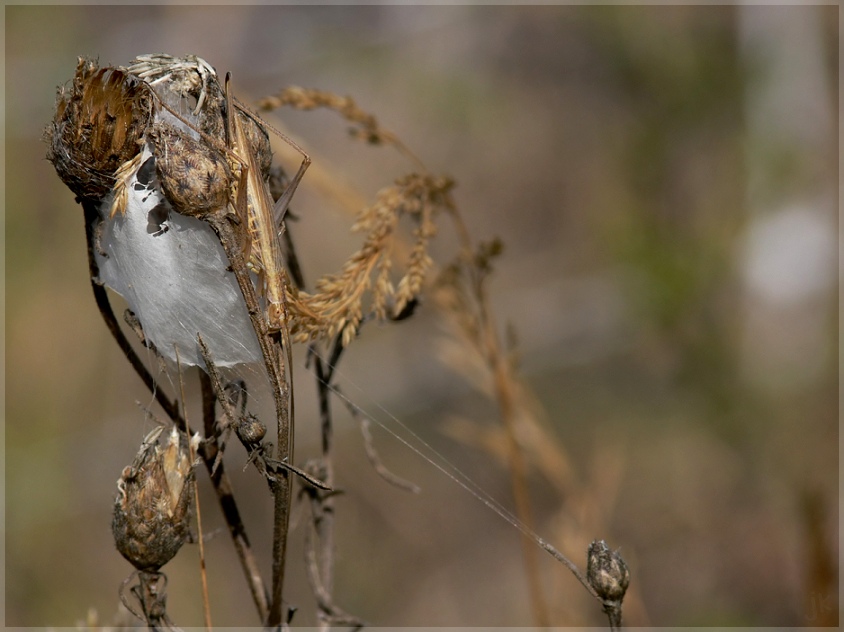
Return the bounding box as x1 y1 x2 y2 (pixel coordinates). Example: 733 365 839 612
586 539 630 603
112 426 197 571
146 123 233 218
45 57 152 202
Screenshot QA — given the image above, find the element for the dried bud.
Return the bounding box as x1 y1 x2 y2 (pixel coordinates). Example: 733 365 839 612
587 539 630 603
146 123 233 218
113 426 198 571
45 57 152 202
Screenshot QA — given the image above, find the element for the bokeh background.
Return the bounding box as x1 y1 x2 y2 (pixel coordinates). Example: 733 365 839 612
5 4 839 627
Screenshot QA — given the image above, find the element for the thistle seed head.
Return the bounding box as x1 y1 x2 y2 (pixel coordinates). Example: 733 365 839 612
45 57 152 203
112 426 198 571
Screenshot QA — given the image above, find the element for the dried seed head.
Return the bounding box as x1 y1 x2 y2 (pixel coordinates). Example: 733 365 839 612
146 123 233 218
586 539 630 604
125 53 272 181
45 57 152 202
113 426 198 571
126 53 217 115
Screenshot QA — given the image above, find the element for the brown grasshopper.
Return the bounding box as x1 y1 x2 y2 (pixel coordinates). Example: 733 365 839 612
224 76 310 334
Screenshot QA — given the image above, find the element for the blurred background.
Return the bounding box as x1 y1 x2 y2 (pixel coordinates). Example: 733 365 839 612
5 4 839 627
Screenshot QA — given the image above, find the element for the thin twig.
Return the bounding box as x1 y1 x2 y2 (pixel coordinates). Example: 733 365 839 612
303 518 364 629
198 371 270 621
282 204 347 628
174 345 212 630
445 208 550 626
350 404 421 495
201 213 293 628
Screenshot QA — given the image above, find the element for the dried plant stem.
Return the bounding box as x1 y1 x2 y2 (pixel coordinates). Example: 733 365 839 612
447 210 550 627
202 214 293 627
258 87 425 170
263 88 556 623
312 350 337 618
287 220 362 627
83 201 271 624
442 213 626 627
298 231 342 628
263 88 620 624
304 516 364 629
174 346 212 629
199 371 269 621
437 211 630 626
133 571 177 631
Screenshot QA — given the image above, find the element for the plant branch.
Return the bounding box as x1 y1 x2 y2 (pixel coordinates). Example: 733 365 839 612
445 209 550 626
199 369 270 621
83 200 271 624
201 213 293 627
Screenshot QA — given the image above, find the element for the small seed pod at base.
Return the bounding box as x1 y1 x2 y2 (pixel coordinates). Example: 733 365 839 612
112 426 198 571
586 539 630 603
45 57 152 203
146 123 233 219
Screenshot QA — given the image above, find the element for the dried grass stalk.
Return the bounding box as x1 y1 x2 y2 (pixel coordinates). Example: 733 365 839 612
261 87 448 346
287 173 453 346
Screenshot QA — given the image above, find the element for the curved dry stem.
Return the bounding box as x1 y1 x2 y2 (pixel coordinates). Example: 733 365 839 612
258 86 425 170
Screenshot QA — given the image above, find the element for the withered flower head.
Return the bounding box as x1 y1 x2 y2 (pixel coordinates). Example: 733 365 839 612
112 425 199 571
46 54 275 221
586 539 630 604
45 57 152 202
126 53 272 180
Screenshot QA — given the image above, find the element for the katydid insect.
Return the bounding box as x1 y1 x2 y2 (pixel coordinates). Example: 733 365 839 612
123 54 311 335
223 74 311 334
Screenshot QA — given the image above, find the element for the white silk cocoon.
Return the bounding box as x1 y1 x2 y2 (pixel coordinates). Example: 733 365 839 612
95 146 262 367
